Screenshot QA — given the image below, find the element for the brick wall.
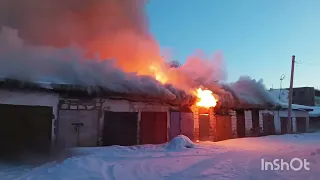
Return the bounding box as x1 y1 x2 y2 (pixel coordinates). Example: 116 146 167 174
245 110 253 136
191 105 199 141
191 106 216 142
209 108 216 141
229 110 237 138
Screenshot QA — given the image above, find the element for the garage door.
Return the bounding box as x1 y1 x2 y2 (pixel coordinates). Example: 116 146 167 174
199 114 210 141
170 111 181 140
140 112 167 144
58 110 99 147
280 117 293 134
181 112 194 140
216 115 232 141
103 112 138 146
236 110 246 138
263 113 276 135
0 104 52 156
296 117 307 133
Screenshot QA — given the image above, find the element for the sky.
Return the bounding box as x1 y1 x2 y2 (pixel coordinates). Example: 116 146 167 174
146 0 320 89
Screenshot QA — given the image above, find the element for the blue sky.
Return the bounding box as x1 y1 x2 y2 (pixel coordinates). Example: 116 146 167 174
146 0 320 89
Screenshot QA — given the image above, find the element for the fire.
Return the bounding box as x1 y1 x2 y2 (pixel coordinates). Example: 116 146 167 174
195 88 217 108
149 65 168 84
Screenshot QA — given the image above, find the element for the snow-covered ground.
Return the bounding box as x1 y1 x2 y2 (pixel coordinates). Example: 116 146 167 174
1 133 320 180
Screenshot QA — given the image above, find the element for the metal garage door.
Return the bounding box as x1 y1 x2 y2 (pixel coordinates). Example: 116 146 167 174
170 111 181 140
58 110 99 147
181 112 194 140
0 104 52 156
263 113 276 135
280 117 293 134
296 117 307 133
216 115 232 141
140 112 167 144
236 110 246 138
199 114 210 141
103 112 138 146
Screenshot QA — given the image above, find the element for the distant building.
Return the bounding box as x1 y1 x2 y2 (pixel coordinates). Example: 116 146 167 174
269 87 320 106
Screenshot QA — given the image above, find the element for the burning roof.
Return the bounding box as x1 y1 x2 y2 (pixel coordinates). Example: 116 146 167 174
0 0 289 110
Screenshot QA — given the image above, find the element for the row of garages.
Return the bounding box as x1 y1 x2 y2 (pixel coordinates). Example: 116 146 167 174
0 89 311 156
58 110 195 148
0 103 310 154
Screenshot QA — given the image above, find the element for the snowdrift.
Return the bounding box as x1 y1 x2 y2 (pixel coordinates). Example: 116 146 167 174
166 135 195 151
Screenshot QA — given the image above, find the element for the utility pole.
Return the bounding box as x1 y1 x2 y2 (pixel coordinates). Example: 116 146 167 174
287 55 295 133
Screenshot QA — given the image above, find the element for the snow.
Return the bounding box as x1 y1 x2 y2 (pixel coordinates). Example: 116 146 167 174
309 107 320 117
166 135 195 151
1 133 320 180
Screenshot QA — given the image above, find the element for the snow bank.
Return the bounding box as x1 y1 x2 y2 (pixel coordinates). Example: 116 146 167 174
2 133 320 180
166 135 195 151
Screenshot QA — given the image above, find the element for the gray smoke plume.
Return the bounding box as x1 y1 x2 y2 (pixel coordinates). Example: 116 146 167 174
0 27 183 102
0 0 281 108
0 0 161 74
226 76 282 107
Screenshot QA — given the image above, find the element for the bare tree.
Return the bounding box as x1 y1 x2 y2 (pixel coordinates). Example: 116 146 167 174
168 60 181 68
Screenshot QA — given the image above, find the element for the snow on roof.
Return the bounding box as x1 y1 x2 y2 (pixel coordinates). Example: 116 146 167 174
281 103 314 111
309 106 320 117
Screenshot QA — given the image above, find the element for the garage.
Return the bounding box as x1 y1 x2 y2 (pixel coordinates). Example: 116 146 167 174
199 114 210 141
180 112 194 140
140 112 167 144
216 115 232 141
58 110 99 147
103 111 138 146
170 111 181 140
236 110 246 138
296 117 307 133
170 110 194 141
263 113 276 135
280 117 293 134
0 104 52 156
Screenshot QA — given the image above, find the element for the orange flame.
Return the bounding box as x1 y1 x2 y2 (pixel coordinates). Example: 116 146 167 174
149 64 168 84
195 88 217 108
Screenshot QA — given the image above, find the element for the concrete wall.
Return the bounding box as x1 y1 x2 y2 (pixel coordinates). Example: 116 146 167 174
259 110 309 133
0 89 59 144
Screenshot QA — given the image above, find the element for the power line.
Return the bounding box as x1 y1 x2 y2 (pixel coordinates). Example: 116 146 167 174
295 60 320 67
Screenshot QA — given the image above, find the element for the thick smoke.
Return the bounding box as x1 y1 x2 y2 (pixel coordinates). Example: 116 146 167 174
227 76 282 106
0 0 228 104
0 0 162 74
0 27 180 102
0 0 277 107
